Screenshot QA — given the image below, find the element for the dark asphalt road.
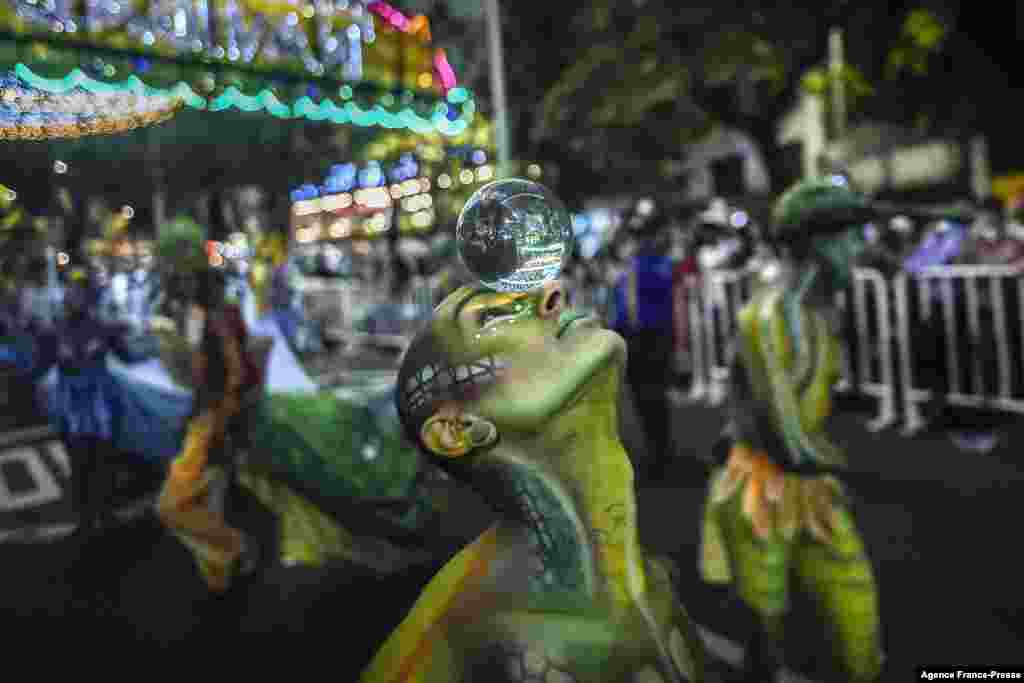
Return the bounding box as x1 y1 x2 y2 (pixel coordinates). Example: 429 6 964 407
2 396 1022 679
640 400 1024 680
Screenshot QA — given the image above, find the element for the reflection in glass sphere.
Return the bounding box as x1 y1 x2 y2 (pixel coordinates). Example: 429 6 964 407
456 179 573 293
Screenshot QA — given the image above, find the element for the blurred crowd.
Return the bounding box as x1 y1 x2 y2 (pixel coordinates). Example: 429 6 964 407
557 192 1024 459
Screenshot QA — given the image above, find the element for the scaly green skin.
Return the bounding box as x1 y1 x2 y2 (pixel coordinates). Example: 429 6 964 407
702 180 883 681
363 282 704 683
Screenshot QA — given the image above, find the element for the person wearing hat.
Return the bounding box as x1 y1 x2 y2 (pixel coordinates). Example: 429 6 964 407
700 179 884 681
28 267 150 544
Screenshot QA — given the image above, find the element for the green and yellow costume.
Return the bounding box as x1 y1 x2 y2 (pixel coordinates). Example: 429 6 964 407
151 224 442 590
364 276 705 683
700 180 884 681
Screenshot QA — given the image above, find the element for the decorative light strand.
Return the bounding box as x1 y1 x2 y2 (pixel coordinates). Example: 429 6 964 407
367 1 455 94
0 68 184 139
11 63 473 134
433 48 456 94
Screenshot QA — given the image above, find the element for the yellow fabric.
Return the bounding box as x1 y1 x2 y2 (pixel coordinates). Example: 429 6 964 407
158 459 242 593
237 468 357 567
158 397 244 591
360 526 499 683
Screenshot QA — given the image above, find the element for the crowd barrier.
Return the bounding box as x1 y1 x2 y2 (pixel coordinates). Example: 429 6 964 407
892 264 1024 435
680 264 1024 435
303 277 432 354
298 265 1024 437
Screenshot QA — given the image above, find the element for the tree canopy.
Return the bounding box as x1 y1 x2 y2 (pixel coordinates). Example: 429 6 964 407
523 1 969 198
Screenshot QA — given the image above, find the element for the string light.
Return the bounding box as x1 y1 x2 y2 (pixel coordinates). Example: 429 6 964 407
293 198 321 216
365 212 389 233
321 193 353 211
402 194 432 212
355 186 391 209
433 49 457 94
57 252 70 266
437 173 452 189
121 205 134 219
476 165 493 181
328 218 352 238
527 164 542 178
12 63 474 136
410 209 433 229
459 169 474 184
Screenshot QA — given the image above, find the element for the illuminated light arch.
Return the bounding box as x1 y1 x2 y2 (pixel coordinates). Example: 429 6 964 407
0 0 469 132
9 62 474 134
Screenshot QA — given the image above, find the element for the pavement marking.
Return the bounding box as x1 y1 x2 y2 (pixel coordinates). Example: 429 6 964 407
0 425 56 449
695 625 820 683
697 626 744 667
0 445 62 511
0 495 156 543
0 522 75 543
44 440 70 478
0 426 820 681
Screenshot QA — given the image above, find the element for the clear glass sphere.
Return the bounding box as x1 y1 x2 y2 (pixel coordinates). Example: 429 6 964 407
456 179 573 293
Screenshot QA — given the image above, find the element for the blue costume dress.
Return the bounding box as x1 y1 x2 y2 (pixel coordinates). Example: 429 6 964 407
34 315 150 438
30 313 151 530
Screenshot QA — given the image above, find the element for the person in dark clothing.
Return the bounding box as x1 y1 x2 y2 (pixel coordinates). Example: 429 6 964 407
611 221 675 480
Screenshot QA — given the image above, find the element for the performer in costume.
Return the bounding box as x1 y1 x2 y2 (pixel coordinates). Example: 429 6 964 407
700 179 885 681
156 265 264 593
32 268 151 540
363 179 705 683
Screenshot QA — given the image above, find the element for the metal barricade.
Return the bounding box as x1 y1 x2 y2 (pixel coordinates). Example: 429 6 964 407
845 269 898 431
305 276 436 357
685 267 897 429
672 273 700 392
701 270 755 406
893 264 1024 435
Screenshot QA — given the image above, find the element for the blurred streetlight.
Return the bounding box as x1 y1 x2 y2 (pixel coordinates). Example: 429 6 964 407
484 0 510 176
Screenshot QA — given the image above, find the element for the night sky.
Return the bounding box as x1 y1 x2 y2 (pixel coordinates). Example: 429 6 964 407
951 1 1023 173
